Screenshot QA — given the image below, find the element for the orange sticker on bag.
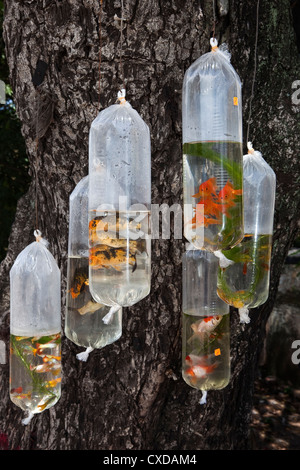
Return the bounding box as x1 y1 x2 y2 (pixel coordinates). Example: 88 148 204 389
233 96 238 106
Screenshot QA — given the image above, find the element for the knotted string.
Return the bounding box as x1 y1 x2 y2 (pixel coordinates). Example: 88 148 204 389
199 390 207 405
22 410 34 426
102 304 120 324
76 346 94 362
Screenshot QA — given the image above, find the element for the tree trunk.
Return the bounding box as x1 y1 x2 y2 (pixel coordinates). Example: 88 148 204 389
1 0 299 450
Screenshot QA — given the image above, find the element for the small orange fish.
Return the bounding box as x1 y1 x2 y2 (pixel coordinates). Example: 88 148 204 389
191 178 224 228
70 270 89 299
191 315 222 334
218 181 242 213
188 315 222 344
89 246 137 272
185 353 214 366
190 203 222 229
190 212 220 229
10 387 23 394
30 363 51 373
192 177 218 199
37 397 56 411
89 217 109 234
46 378 61 388
43 355 61 363
185 363 217 383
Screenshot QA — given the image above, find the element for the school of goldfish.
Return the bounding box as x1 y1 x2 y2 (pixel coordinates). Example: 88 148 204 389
185 315 223 383
190 177 242 228
88 213 140 273
10 334 61 404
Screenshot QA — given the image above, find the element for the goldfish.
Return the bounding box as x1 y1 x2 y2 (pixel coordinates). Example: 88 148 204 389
190 178 223 228
89 246 137 272
10 387 23 394
42 355 61 363
34 343 58 356
91 234 142 253
89 214 142 244
185 363 217 383
37 396 57 411
30 363 51 373
218 181 242 214
192 177 218 199
78 300 103 315
188 315 222 344
185 353 215 366
46 378 61 388
191 315 222 335
70 270 89 299
190 210 221 229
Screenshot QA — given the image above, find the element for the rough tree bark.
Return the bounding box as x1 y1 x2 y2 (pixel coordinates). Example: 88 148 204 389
0 0 299 451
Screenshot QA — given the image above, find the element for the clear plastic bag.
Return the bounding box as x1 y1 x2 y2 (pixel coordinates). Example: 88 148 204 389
182 247 230 394
9 231 61 424
182 39 243 252
65 176 122 361
217 143 276 323
88 90 151 307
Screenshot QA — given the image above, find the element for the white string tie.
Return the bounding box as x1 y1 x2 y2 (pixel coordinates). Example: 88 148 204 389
238 307 251 324
76 346 94 362
22 410 34 425
199 390 207 405
102 305 120 324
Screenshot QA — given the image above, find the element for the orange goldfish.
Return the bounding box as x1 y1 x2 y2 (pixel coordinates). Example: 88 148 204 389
46 378 61 388
190 205 220 228
218 181 242 213
89 215 142 244
185 354 215 366
191 315 222 334
188 315 222 344
89 246 137 272
191 178 223 227
10 387 23 394
185 363 217 383
192 177 218 199
42 355 61 363
70 270 89 299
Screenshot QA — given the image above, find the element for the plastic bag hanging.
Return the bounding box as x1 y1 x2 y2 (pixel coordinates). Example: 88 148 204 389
182 248 230 395
65 176 122 361
88 89 151 307
182 39 244 252
9 231 61 425
217 142 276 323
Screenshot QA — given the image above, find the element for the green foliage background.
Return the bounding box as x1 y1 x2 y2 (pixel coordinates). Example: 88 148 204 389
0 0 30 261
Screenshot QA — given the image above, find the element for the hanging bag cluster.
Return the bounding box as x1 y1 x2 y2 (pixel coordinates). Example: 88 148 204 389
181 39 276 401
